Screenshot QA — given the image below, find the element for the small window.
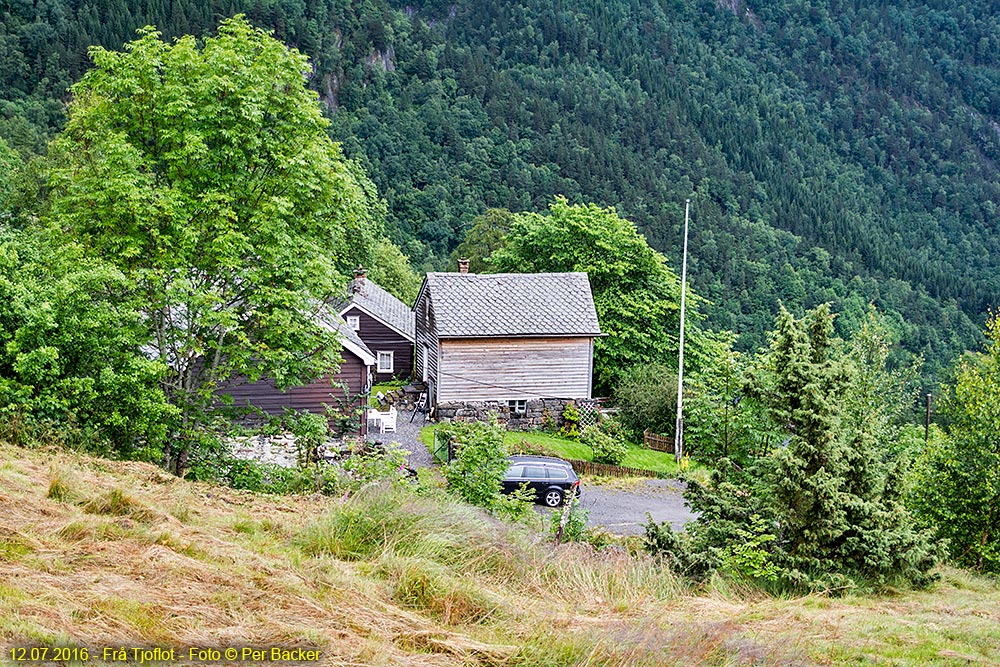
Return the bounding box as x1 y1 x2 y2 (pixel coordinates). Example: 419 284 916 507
377 351 394 373
548 468 569 480
346 315 360 331
508 399 527 415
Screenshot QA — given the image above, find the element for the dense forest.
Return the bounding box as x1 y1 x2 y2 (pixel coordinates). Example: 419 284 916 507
3 0 1000 376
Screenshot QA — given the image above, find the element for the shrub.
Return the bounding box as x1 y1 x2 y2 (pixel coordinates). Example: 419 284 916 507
442 417 509 508
581 425 628 465
550 495 589 543
559 402 580 438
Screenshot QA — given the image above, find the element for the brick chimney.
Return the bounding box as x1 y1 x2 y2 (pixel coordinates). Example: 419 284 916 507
457 258 470 274
352 266 366 293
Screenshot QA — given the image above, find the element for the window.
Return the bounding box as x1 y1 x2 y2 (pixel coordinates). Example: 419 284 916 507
346 315 360 331
523 466 546 480
508 399 527 415
377 351 394 374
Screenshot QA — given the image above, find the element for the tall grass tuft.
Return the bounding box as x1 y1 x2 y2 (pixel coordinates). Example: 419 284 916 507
295 484 685 617
82 488 157 522
46 468 78 503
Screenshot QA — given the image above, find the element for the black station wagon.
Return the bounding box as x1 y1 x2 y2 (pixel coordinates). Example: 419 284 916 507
501 455 581 507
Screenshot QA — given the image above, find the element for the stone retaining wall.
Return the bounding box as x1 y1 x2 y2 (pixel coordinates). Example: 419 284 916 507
434 398 575 430
230 433 360 468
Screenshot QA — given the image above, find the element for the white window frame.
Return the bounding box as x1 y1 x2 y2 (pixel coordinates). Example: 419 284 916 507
508 399 527 415
377 351 394 374
346 315 360 331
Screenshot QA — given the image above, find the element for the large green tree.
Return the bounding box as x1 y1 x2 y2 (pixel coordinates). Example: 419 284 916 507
47 17 380 473
648 305 939 591
490 197 721 394
912 316 1000 573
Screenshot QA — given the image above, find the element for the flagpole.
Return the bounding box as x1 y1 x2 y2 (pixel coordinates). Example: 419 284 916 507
675 199 690 463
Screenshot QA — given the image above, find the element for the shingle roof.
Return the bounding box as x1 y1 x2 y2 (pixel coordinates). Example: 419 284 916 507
330 278 415 340
422 272 602 338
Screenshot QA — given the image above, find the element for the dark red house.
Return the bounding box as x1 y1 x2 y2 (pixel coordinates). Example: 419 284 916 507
331 268 415 383
219 311 376 437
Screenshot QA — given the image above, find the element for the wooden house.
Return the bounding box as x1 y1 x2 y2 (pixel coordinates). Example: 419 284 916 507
413 267 603 413
330 268 415 383
220 310 376 437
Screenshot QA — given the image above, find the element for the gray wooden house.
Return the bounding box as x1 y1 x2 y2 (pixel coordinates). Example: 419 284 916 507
330 268 415 383
413 269 602 422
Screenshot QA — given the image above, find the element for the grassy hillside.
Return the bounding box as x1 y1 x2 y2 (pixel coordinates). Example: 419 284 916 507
1 441 999 665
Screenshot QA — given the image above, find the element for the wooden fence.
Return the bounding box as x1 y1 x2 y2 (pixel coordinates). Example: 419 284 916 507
566 458 661 479
643 428 674 453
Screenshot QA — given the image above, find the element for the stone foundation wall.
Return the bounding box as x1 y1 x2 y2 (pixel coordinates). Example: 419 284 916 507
434 398 575 431
230 433 359 468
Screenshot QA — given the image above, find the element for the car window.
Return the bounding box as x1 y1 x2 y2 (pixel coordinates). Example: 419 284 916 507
523 466 547 479
505 465 524 478
547 468 569 480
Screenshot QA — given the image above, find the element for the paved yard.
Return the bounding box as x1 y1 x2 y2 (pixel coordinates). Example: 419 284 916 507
373 410 696 535
367 407 434 468
576 478 696 535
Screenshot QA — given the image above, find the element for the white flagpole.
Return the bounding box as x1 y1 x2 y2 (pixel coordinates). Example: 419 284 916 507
675 199 690 463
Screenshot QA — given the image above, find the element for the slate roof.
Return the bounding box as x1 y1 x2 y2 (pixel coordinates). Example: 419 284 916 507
330 278 416 340
421 272 602 338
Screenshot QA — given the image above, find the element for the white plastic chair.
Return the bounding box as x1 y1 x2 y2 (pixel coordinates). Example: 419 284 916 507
367 408 383 431
380 406 397 434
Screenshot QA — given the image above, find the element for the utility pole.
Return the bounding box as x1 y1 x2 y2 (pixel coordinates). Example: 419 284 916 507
675 199 690 463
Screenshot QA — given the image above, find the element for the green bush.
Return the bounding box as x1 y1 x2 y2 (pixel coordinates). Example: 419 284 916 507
550 495 589 543
559 402 580 439
442 417 510 508
581 425 628 465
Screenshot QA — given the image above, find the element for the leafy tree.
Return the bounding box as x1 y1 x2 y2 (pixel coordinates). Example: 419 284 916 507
491 197 722 394
0 224 173 456
912 315 1000 572
441 417 510 508
613 364 678 440
685 345 774 465
0 137 21 215
47 17 380 474
368 237 421 304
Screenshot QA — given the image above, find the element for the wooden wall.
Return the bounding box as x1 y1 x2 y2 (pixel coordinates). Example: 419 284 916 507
342 305 413 383
219 350 370 435
413 293 439 403
436 337 593 403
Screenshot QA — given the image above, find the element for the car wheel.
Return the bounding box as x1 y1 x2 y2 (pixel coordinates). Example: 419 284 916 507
543 488 564 507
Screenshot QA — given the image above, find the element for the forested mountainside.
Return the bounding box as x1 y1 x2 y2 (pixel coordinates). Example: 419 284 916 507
4 0 1000 373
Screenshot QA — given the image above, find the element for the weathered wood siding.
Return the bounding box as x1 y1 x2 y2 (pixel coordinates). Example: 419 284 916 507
413 292 440 403
219 351 369 435
342 305 413 383
436 337 593 402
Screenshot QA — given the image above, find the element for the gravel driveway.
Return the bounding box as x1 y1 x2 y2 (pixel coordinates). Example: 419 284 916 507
577 478 696 536
381 411 697 535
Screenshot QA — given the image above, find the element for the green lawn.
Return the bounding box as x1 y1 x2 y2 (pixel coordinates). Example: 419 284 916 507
419 424 688 476
369 381 406 406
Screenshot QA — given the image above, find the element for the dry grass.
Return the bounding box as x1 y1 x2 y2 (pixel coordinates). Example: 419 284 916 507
0 441 998 666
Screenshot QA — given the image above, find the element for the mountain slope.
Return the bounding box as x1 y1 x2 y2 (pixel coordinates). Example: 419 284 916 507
3 0 1000 374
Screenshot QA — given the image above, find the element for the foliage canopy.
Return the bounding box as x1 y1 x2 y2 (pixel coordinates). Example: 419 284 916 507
47 16 381 471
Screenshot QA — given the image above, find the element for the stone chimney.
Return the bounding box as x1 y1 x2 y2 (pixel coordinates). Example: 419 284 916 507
352 266 366 293
457 258 470 274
